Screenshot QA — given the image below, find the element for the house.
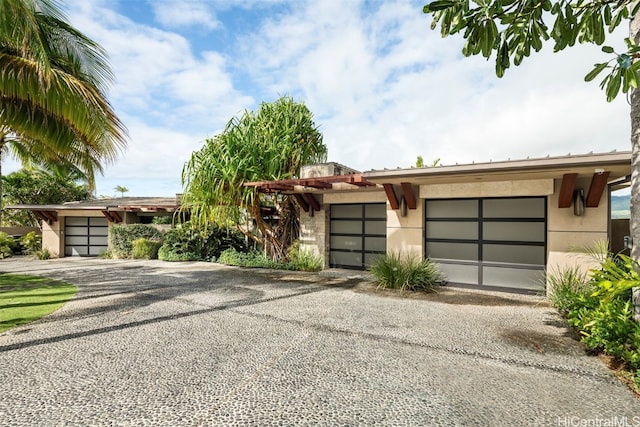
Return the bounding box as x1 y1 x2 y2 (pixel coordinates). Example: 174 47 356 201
13 151 631 294
246 151 631 294
9 197 181 257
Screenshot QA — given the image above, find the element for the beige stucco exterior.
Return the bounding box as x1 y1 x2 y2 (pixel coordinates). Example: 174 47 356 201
294 153 631 293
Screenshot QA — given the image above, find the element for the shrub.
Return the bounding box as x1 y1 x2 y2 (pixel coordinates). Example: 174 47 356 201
0 232 16 259
158 222 248 262
33 248 50 260
287 240 322 272
551 253 640 388
109 224 164 258
20 231 42 255
218 248 296 270
546 266 593 315
132 238 162 260
369 252 444 291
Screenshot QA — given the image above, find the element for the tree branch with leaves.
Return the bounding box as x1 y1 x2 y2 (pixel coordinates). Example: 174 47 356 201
181 96 327 260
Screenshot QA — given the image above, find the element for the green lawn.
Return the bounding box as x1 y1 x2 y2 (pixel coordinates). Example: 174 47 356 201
0 273 77 333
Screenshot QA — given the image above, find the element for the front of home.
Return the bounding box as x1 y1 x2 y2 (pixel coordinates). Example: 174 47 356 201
14 151 631 294
10 197 180 257
247 151 631 294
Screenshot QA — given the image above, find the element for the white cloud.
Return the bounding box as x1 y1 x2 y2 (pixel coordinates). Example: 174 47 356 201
150 0 220 30
8 0 626 198
235 0 631 173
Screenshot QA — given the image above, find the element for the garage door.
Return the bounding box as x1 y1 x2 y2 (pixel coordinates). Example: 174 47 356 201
329 203 386 269
425 197 546 291
64 217 109 256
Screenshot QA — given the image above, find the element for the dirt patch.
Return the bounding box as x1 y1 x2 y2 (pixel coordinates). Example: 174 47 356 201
500 329 582 355
346 280 546 307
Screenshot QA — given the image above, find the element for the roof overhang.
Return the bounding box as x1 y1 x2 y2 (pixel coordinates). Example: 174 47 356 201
363 151 631 185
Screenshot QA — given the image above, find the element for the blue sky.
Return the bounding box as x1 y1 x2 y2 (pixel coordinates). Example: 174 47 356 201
7 0 630 197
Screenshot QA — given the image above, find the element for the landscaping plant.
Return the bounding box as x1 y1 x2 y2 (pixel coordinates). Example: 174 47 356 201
369 252 444 291
218 248 296 270
109 224 164 258
549 254 640 392
157 222 248 262
287 240 323 272
0 232 16 258
20 231 41 255
131 238 162 260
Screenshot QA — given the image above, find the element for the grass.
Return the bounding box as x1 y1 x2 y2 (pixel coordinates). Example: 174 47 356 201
0 273 77 333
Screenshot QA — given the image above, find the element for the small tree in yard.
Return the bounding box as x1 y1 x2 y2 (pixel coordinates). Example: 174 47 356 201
181 96 327 260
422 0 640 320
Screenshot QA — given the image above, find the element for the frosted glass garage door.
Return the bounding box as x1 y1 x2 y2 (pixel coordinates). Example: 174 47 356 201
425 197 546 292
329 203 386 269
64 217 108 256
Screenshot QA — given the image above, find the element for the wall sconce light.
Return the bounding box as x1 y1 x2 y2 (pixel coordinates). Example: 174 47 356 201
400 196 408 217
573 189 585 216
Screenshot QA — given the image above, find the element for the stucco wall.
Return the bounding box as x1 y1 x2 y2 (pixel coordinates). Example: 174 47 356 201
42 219 62 258
546 177 610 293
386 189 423 259
419 179 554 199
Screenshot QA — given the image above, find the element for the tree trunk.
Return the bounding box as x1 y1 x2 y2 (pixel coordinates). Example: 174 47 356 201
630 5 640 322
0 135 4 226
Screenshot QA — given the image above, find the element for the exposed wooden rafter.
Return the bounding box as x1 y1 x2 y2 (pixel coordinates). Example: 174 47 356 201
102 210 123 223
558 173 578 208
305 193 321 211
400 182 416 210
586 171 610 207
32 210 50 224
41 210 57 223
293 194 309 212
383 184 399 210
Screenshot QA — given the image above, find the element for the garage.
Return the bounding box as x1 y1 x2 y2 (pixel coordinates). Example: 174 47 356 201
329 203 386 269
64 217 109 256
425 197 546 291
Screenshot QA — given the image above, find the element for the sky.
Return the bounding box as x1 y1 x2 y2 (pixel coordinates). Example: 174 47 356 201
7 0 632 197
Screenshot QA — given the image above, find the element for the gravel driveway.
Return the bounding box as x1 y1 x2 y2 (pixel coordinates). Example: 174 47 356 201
0 257 638 426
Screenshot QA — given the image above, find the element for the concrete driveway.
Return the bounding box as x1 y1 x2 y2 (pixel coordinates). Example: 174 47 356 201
0 257 637 426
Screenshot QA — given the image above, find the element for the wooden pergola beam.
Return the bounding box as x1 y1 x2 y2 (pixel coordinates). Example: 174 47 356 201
558 173 578 208
32 210 49 224
586 171 610 207
111 211 123 223
101 210 115 223
41 210 57 223
300 180 332 189
383 184 399 210
305 193 321 211
400 182 416 210
293 193 309 212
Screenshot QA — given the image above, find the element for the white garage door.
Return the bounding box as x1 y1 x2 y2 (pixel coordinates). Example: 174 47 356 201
64 217 109 256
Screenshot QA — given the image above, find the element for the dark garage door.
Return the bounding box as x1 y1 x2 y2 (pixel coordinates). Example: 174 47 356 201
425 197 546 291
64 217 109 256
329 203 386 270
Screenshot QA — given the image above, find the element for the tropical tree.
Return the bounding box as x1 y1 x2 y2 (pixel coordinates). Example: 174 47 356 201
3 167 91 227
0 0 127 220
114 185 129 197
182 96 327 260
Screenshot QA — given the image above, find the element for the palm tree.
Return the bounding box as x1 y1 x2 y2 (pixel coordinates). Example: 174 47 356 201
0 0 128 221
114 185 129 197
